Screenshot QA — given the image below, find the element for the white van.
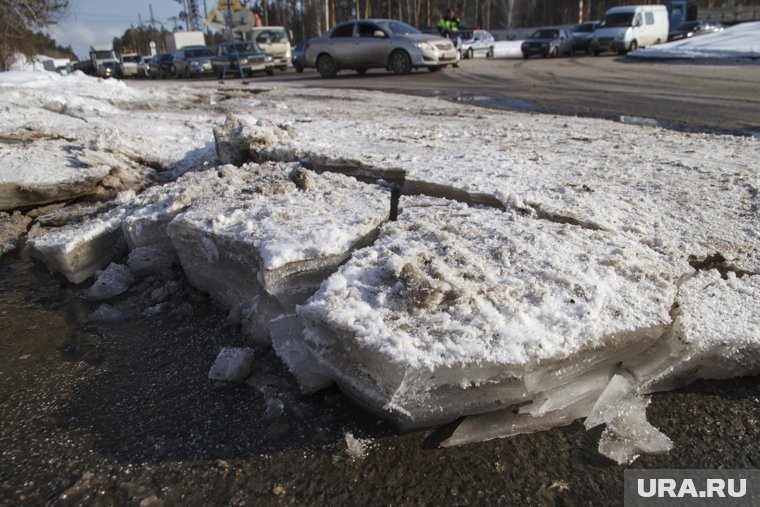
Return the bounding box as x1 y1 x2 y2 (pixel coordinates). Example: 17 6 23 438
590 5 669 55
247 26 291 71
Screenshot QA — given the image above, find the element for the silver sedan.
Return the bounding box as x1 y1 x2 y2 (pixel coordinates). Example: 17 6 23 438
304 19 459 77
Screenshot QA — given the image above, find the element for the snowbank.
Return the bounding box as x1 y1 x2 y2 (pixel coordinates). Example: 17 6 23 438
631 21 760 60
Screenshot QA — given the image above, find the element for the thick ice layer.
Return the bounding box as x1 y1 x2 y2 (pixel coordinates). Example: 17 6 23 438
298 196 689 428
168 167 390 343
631 270 760 392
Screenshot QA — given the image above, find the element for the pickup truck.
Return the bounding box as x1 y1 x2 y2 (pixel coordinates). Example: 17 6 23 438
212 41 274 78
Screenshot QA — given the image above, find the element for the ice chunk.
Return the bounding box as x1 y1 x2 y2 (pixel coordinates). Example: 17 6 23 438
270 314 333 394
168 167 389 342
344 432 369 459
84 262 134 301
631 270 760 392
25 205 131 284
584 375 672 464
299 196 688 429
208 347 256 383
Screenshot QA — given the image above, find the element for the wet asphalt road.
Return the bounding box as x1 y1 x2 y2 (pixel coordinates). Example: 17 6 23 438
175 54 760 135
2 56 759 506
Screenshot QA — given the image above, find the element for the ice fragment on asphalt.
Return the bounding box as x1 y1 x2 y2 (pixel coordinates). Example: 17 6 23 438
344 433 369 459
213 114 295 166
84 262 134 300
208 347 256 383
584 375 672 464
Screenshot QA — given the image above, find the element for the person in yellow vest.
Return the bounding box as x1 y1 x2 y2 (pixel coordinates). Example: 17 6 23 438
437 8 461 38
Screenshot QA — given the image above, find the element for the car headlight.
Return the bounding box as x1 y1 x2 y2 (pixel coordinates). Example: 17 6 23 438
413 41 433 51
265 56 273 62
190 60 200 66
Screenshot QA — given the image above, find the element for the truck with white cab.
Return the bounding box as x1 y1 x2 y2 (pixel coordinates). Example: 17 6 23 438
590 4 669 55
165 31 207 53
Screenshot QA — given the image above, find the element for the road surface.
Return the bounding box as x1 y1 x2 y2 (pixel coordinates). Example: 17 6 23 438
184 54 760 134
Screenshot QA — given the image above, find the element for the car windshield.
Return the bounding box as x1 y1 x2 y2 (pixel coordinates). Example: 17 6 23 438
233 42 260 53
573 23 596 32
459 30 474 39
253 29 287 43
530 29 559 39
122 55 140 63
159 54 173 61
376 20 420 35
601 12 634 27
186 48 213 58
674 21 700 31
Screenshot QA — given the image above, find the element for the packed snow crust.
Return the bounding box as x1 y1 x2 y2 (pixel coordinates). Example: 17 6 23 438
3 70 759 463
631 21 760 60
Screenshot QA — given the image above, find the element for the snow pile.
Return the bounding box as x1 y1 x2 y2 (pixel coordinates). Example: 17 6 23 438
0 71 218 210
631 21 760 60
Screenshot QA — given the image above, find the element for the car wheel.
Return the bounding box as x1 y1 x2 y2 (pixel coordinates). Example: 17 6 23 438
266 68 274 76
487 46 494 58
466 48 474 59
389 50 412 75
184 68 191 79
629 40 638 52
293 62 303 73
316 54 337 78
522 53 529 59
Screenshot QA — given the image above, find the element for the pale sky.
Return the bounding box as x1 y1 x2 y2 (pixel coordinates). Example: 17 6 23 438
47 0 215 59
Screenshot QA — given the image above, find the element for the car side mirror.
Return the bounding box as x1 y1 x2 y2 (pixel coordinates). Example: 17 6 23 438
373 30 385 38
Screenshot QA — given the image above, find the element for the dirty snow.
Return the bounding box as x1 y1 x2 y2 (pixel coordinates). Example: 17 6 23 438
1 68 758 463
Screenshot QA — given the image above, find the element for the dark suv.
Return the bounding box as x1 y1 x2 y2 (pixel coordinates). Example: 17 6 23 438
173 46 215 78
212 41 274 78
149 52 176 79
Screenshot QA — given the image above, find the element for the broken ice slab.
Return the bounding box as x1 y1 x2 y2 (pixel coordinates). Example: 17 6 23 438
213 114 299 166
167 167 390 343
208 347 256 383
298 196 690 430
270 314 333 394
630 270 760 393
24 197 134 284
0 140 112 211
23 164 264 284
584 375 672 464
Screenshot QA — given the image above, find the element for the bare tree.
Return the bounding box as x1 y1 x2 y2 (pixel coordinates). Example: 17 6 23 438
0 0 69 70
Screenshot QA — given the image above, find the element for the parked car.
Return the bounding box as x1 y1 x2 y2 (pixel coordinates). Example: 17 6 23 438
304 19 458 77
571 21 600 53
248 27 291 71
173 46 215 78
458 29 495 59
667 20 725 42
212 41 274 78
590 5 669 55
521 28 574 58
137 55 153 78
149 52 176 79
119 53 141 77
291 40 307 73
